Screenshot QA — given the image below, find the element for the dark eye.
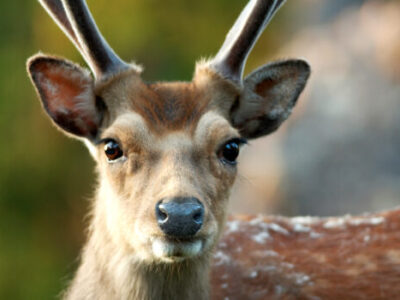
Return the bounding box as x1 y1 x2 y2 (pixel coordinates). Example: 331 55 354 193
218 138 246 165
104 140 123 161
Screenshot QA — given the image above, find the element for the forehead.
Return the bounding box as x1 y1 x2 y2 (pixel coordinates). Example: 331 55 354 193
128 81 211 134
97 65 240 136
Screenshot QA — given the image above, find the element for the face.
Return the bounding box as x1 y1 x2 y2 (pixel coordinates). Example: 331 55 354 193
91 72 246 263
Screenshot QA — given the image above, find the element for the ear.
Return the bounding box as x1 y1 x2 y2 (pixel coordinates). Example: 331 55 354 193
27 55 104 140
230 60 310 139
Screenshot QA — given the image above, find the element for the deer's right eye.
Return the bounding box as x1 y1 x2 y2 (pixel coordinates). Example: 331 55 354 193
104 140 123 161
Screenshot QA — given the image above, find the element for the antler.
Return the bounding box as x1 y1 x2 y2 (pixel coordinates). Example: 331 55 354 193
39 0 131 78
210 0 286 83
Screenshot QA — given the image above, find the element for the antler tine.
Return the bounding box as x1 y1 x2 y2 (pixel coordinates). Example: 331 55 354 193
210 0 286 83
61 0 131 78
39 0 84 55
42 0 129 78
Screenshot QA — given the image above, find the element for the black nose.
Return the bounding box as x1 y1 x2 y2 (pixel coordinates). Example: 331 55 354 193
155 197 204 238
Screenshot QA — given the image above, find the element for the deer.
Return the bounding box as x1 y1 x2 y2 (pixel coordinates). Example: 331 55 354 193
27 0 400 299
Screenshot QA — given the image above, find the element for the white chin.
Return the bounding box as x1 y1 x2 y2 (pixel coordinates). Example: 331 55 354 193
152 238 203 262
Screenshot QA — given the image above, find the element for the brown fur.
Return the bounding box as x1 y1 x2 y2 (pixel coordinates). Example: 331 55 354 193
211 208 400 300
94 65 241 137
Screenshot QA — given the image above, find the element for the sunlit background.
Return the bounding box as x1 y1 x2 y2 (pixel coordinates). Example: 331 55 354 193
0 0 399 298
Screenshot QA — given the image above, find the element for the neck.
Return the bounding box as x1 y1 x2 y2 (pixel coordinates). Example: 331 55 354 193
64 196 210 300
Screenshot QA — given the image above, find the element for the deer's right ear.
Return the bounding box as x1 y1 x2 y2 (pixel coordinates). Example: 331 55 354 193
27 55 103 140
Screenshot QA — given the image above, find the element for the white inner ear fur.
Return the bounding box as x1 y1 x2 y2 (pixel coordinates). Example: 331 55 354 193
54 64 99 129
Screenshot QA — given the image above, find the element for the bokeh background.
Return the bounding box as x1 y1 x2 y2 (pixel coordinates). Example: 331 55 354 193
0 0 399 298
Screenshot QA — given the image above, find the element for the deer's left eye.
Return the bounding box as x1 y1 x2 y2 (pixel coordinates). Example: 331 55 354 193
218 138 246 165
104 140 123 161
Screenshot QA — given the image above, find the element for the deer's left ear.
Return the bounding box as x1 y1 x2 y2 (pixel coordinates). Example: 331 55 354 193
230 60 310 139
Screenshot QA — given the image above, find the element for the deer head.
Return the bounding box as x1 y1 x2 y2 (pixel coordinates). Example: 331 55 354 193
27 0 309 265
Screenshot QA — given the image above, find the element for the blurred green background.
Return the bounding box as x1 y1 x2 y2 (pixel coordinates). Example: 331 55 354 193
1 0 399 298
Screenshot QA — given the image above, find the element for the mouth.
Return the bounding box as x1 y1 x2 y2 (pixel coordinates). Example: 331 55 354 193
151 237 204 262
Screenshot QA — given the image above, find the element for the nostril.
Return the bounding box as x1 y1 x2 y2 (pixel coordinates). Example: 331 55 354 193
156 203 168 223
193 209 204 224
